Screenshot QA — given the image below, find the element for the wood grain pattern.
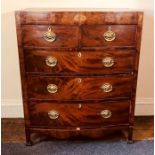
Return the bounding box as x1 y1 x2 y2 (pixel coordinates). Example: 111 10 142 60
29 126 129 140
81 25 136 47
22 25 79 48
15 10 143 145
79 12 138 25
29 101 130 128
22 24 137 48
19 11 139 25
24 49 136 74
21 12 80 25
27 75 132 100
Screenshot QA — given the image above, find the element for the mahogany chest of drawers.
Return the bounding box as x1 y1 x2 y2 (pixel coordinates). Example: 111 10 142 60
15 9 143 145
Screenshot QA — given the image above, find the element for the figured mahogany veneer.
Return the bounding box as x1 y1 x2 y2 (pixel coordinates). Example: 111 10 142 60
15 9 143 145
81 25 136 47
29 101 130 128
23 25 79 48
20 12 138 25
25 49 136 74
27 75 132 100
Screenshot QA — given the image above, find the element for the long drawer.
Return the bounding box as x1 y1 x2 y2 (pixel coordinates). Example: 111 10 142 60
24 49 136 74
29 100 130 128
27 75 133 100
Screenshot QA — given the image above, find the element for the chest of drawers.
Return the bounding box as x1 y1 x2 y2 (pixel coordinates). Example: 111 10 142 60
15 9 143 145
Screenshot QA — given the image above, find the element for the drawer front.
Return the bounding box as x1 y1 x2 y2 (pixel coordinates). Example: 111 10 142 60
27 75 132 100
22 25 79 48
81 25 136 47
25 49 136 74
29 101 130 128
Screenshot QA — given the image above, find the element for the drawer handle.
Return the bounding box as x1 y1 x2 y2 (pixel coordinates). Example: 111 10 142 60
103 27 116 42
45 56 57 67
43 27 56 42
101 83 113 93
48 110 59 119
102 57 114 67
47 84 58 94
100 110 112 119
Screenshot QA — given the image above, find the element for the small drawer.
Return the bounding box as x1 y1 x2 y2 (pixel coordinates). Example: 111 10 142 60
22 25 79 48
27 75 132 100
29 101 130 128
81 25 136 47
24 49 136 74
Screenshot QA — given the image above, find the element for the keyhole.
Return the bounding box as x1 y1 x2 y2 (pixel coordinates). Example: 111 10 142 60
78 52 82 58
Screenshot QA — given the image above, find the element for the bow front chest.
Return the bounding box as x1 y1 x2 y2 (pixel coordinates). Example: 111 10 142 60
15 9 143 145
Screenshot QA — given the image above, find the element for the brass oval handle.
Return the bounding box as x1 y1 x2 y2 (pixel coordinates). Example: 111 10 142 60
43 27 56 42
100 110 112 118
102 57 114 67
101 83 113 93
48 110 59 119
47 84 58 94
103 27 116 42
45 56 57 67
